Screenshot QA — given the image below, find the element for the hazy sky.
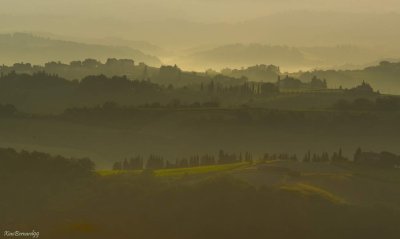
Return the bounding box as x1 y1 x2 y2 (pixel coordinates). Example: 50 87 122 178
3 0 400 22
2 0 400 57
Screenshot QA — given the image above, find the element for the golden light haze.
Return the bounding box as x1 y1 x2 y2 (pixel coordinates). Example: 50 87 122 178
2 0 400 72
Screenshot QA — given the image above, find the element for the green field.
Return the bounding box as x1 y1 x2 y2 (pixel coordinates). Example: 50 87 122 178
95 159 400 211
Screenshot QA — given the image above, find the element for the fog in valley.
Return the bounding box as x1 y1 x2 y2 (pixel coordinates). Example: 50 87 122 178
2 0 400 72
2 1 400 239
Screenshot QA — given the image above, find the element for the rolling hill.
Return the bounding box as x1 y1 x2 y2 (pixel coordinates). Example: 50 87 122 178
181 43 384 72
0 33 162 66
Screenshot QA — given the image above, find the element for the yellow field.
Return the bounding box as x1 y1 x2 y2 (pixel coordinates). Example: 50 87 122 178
97 162 251 177
280 183 345 204
97 170 141 176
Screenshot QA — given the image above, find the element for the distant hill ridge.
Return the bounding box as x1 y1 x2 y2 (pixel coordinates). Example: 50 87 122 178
183 43 381 71
0 33 162 66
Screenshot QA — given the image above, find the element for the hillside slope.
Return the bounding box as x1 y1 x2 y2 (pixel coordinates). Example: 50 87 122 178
0 33 162 66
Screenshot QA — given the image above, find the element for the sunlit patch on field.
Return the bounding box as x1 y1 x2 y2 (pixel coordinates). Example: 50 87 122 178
97 162 251 178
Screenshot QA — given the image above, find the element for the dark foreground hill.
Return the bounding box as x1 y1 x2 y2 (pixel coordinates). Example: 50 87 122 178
1 147 400 239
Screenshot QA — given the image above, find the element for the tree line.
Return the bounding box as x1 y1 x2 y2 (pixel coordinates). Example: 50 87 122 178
0 147 95 177
112 150 255 170
111 149 349 171
298 60 400 95
0 71 282 114
0 58 149 81
113 148 400 171
354 148 400 168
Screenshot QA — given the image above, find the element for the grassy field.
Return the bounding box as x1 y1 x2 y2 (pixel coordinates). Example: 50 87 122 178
97 162 251 177
280 183 346 204
95 160 400 209
97 169 142 176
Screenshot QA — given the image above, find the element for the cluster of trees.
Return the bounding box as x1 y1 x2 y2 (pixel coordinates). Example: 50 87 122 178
333 96 400 111
220 64 280 82
0 104 17 116
166 155 217 169
138 100 220 108
277 75 327 90
262 150 351 163
0 71 281 114
0 71 165 113
0 147 94 177
45 58 135 75
300 148 400 166
2 60 265 88
2 61 398 118
201 79 279 96
201 74 326 95
152 65 182 85
303 149 348 163
111 147 400 171
0 71 72 88
262 153 298 161
78 74 161 93
165 151 250 169
112 150 255 171
354 148 400 168
298 60 400 94
218 150 254 164
112 156 144 170
111 148 367 172
146 155 165 169
64 100 221 118
0 58 156 81
347 81 376 94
